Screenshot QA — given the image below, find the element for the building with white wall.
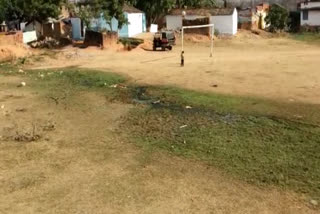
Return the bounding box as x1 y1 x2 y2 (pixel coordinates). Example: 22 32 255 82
71 4 146 40
300 0 320 26
166 8 238 35
90 4 146 38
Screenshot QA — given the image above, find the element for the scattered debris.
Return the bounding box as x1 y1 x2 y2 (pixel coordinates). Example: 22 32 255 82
17 82 26 87
289 98 295 102
29 37 61 49
180 125 188 129
39 74 45 78
310 200 318 206
152 100 161 104
14 133 41 142
110 84 118 88
14 124 41 142
294 115 303 119
3 110 10 117
16 108 27 112
211 84 218 88
18 69 24 73
47 96 65 105
109 84 127 89
42 121 56 131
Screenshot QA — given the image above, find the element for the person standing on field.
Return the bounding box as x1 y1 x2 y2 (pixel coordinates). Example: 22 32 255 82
181 51 184 67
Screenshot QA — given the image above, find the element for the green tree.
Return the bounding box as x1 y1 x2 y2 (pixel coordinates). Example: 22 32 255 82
0 0 23 22
265 4 289 32
19 0 63 22
130 0 175 25
75 0 127 31
126 0 216 25
0 0 63 23
175 0 216 8
0 1 4 22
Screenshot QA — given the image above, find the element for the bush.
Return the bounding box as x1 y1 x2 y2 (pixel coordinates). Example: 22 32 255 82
265 4 289 32
119 38 144 50
288 11 300 33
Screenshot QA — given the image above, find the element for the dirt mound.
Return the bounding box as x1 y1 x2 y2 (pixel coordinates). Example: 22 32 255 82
138 40 153 51
0 45 31 62
108 41 125 52
235 29 273 40
184 34 212 43
0 32 33 62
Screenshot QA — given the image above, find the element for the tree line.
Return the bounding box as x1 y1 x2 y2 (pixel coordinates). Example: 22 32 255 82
0 0 216 28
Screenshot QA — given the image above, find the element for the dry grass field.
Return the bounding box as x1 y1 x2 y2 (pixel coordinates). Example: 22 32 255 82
1 32 320 213
31 31 320 104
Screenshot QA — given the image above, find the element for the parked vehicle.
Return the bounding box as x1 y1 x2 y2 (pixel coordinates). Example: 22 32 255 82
153 31 176 51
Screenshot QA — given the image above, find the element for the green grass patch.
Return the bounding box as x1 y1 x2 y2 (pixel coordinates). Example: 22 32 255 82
2 64 320 200
136 86 320 125
122 86 320 200
0 64 127 105
119 38 144 50
291 32 320 44
0 65 125 89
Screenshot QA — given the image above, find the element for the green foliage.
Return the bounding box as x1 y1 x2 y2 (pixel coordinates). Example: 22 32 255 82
119 38 144 50
126 0 216 25
291 32 320 44
0 1 5 22
76 0 127 31
126 0 175 25
76 5 93 28
0 0 63 23
265 4 289 32
0 0 23 22
33 68 126 89
288 11 300 33
175 0 217 8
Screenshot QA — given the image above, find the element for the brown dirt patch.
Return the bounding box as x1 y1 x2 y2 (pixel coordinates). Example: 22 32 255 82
0 75 318 213
32 32 320 105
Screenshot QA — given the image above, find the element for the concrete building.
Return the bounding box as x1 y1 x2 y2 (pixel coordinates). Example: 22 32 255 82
300 0 320 27
166 8 238 35
238 3 270 30
25 20 43 37
90 4 146 38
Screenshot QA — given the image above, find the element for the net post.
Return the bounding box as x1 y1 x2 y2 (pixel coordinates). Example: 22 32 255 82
210 24 214 57
181 27 184 53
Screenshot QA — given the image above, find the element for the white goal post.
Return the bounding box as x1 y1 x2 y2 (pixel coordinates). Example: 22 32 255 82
181 24 215 57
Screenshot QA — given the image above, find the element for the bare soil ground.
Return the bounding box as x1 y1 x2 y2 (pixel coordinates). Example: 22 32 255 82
0 34 34 62
32 31 320 105
0 75 318 214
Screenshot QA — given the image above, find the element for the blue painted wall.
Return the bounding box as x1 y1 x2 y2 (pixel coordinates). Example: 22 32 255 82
71 18 83 40
90 12 146 38
90 13 129 37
